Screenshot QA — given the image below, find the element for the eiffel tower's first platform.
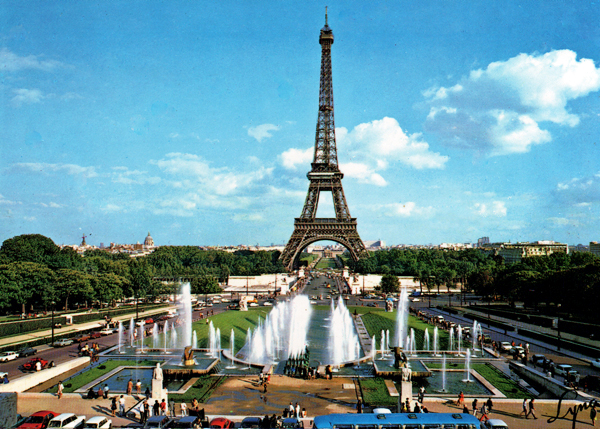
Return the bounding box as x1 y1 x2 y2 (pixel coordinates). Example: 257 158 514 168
280 11 368 272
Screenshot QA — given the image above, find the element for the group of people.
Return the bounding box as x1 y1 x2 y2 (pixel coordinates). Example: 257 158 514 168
519 398 537 419
466 398 494 422
125 378 142 395
78 342 100 358
283 402 306 419
400 398 428 413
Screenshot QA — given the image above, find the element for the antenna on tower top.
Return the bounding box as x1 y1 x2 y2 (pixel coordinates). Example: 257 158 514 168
325 6 328 26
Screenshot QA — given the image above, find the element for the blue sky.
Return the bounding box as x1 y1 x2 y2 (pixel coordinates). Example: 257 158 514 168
2 1 600 247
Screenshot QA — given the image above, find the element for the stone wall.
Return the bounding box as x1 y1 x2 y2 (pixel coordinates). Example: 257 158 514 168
0 393 17 428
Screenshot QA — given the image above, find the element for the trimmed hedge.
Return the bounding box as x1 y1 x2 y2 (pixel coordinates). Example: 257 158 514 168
517 328 600 355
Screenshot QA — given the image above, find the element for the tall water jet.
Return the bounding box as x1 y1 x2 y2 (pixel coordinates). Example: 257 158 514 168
170 328 178 349
192 330 198 350
129 317 135 347
386 330 390 353
118 321 124 353
139 325 145 353
472 320 478 350
248 295 312 364
463 349 472 382
371 336 376 360
449 329 454 352
441 354 447 392
394 288 409 348
328 297 360 365
179 282 193 348
380 330 385 358
163 321 169 354
229 329 236 367
410 329 416 356
424 329 430 352
152 323 159 348
433 326 439 356
457 325 463 356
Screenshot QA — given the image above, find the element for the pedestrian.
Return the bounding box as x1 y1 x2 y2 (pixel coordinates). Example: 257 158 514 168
127 379 133 395
264 382 268 393
97 385 103 399
181 402 187 416
104 384 109 399
591 405 597 427
479 404 489 423
136 379 142 394
413 402 421 413
288 402 294 417
486 397 493 414
160 399 167 415
119 395 126 416
526 398 537 419
357 399 362 414
462 405 470 414
142 400 149 423
36 360 42 371
519 399 527 417
405 398 411 413
153 400 160 417
57 381 64 399
111 397 117 417
295 402 301 419
456 391 464 407
2 374 8 384
170 400 175 417
418 386 425 403
472 399 478 416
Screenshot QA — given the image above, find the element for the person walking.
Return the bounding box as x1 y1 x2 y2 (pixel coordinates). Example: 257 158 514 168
526 398 538 419
160 399 167 415
418 386 425 403
181 402 187 416
479 403 489 423
142 400 149 424
288 402 294 417
295 403 301 419
456 391 464 407
486 397 493 414
153 400 160 417
104 384 109 399
356 399 362 414
57 381 64 399
136 379 142 394
126 379 133 395
119 395 126 416
519 399 528 418
591 405 597 426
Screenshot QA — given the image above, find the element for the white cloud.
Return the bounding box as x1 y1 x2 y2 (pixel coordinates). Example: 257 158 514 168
556 172 600 204
12 88 45 106
102 204 122 212
473 201 507 217
340 162 387 186
0 48 65 72
233 213 264 222
280 147 313 170
111 167 161 185
379 202 434 218
248 123 280 142
12 162 98 178
424 50 600 156
0 194 19 205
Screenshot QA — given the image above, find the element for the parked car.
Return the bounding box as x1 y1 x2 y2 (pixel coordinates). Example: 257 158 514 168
88 332 102 340
499 342 512 353
82 416 112 428
17 347 38 358
99 328 113 336
52 339 73 348
531 354 548 366
209 418 234 429
262 301 273 306
145 318 154 325
282 418 303 429
511 346 525 358
582 375 600 392
555 364 576 377
143 415 171 428
47 413 86 428
240 417 262 429
21 358 53 371
591 358 600 369
169 416 201 428
16 410 59 429
483 419 509 429
0 351 19 362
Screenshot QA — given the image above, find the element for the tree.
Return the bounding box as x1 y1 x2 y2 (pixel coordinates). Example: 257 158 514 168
0 234 59 265
380 274 400 294
0 262 56 313
191 275 221 294
54 269 94 310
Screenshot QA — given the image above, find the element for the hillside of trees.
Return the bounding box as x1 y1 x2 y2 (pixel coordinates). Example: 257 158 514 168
0 234 284 314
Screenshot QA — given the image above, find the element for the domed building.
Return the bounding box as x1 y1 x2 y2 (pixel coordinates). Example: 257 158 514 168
144 232 155 248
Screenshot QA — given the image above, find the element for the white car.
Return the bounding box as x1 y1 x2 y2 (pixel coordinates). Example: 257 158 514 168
221 298 230 303
99 328 113 336
262 301 273 306
52 338 74 347
411 298 421 302
484 419 508 429
591 358 600 369
499 342 512 352
249 302 259 307
83 416 112 428
555 364 577 377
48 413 86 428
0 351 18 362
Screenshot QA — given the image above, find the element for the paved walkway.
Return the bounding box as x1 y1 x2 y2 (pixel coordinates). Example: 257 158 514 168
16 375 598 429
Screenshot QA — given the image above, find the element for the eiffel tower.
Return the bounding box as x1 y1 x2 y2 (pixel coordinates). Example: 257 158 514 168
280 11 368 272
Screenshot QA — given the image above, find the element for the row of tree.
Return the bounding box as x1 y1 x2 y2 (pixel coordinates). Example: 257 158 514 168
351 248 600 322
0 234 284 314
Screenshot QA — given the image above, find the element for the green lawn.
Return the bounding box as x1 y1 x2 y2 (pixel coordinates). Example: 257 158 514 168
359 378 397 408
169 376 226 403
47 359 159 393
315 258 338 269
472 364 534 399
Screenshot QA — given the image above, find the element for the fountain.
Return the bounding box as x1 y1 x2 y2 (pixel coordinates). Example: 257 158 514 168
457 325 463 356
226 329 236 369
152 323 159 348
163 321 170 354
118 321 124 353
371 336 376 360
139 325 145 353
449 329 454 352
179 282 193 348
433 326 439 356
328 297 360 365
395 288 409 348
441 354 447 392
129 317 135 347
192 331 198 350
463 349 472 383
424 328 430 352
380 330 385 358
409 329 416 356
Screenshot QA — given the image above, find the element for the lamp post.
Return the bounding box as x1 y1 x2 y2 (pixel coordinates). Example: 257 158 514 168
51 301 56 345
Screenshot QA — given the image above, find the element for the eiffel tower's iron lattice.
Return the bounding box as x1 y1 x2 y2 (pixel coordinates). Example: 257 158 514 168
280 12 368 272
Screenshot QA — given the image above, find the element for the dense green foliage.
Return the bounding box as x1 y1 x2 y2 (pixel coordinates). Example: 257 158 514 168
0 234 283 314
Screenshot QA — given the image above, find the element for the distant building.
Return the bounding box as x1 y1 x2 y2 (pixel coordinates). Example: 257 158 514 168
482 241 568 264
364 240 386 249
590 242 600 256
477 237 490 247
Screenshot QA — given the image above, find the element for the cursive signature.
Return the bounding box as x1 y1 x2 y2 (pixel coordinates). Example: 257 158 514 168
548 388 597 429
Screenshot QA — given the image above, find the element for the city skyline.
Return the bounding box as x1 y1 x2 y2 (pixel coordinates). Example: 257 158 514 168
2 1 600 247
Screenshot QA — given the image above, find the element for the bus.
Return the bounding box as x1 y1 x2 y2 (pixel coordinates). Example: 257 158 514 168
313 413 484 429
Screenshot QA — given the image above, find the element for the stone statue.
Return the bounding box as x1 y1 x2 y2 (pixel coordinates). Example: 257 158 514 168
401 366 411 382
153 362 163 381
386 300 393 312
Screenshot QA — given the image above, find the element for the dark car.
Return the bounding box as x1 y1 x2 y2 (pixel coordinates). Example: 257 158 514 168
582 375 600 392
144 415 172 428
16 410 59 429
240 417 262 429
17 347 37 358
168 416 201 428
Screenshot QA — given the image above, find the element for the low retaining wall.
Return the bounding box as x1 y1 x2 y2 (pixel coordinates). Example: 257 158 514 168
509 362 592 401
0 357 90 393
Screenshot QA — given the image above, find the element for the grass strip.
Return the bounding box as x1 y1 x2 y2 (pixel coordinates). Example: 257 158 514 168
359 377 397 408
472 363 533 399
169 375 226 403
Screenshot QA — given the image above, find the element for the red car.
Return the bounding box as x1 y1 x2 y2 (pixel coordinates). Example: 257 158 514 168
210 417 235 429
89 331 102 339
145 318 154 324
21 358 53 371
17 410 59 429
